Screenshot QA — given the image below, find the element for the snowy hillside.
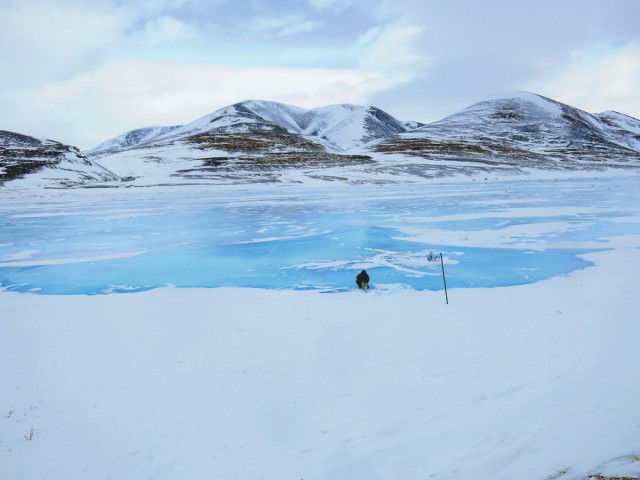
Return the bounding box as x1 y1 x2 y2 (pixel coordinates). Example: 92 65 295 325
87 125 181 158
93 128 375 186
89 100 404 186
0 130 120 188
93 100 411 153
595 110 640 152
373 91 640 171
156 99 413 151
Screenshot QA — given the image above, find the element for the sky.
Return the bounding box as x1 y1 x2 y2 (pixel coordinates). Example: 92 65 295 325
1 0 639 149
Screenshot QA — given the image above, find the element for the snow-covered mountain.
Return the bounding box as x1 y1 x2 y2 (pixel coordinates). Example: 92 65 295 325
87 100 410 185
0 130 120 187
5 93 640 188
372 91 640 171
89 100 411 157
88 94 640 186
217 100 411 151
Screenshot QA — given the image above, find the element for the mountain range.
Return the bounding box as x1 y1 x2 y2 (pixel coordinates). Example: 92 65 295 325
2 92 640 187
88 100 420 157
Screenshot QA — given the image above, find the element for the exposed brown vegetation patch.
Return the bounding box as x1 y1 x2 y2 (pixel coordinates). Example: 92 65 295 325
187 131 325 154
374 136 540 159
586 476 639 480
175 152 374 178
490 108 525 121
0 138 74 183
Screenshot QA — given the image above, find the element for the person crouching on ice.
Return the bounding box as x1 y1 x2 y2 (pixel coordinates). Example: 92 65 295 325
356 269 370 290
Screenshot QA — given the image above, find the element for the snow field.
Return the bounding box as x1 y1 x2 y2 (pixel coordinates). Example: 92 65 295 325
2 248 640 480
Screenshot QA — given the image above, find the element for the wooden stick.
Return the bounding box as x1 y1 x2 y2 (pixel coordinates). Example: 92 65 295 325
440 253 449 305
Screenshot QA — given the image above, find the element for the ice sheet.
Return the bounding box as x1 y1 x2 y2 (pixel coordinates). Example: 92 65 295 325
1 175 639 294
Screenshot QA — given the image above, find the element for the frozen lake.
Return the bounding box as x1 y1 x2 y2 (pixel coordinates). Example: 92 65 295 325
1 175 639 294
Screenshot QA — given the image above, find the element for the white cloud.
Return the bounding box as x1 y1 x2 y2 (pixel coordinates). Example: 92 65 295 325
308 0 353 12
134 15 197 47
357 22 429 84
0 0 133 87
248 15 323 37
309 0 398 20
0 1 212 87
525 42 640 117
278 20 323 36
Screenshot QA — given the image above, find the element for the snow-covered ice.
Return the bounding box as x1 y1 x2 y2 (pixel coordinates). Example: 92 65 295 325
2 176 639 294
1 172 640 480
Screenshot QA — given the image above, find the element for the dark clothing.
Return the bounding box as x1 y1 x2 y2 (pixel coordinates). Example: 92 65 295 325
356 270 370 289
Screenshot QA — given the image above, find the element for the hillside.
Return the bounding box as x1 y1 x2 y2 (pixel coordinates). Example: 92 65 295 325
88 100 400 185
0 130 120 187
88 100 412 157
371 92 640 175
87 125 182 158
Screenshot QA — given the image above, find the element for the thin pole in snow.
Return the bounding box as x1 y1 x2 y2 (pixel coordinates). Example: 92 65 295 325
440 253 449 305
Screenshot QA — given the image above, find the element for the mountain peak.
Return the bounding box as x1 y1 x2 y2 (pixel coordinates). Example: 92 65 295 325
475 91 565 117
484 90 551 102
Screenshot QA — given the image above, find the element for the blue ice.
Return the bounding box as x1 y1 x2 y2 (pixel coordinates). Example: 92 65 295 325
1 176 639 295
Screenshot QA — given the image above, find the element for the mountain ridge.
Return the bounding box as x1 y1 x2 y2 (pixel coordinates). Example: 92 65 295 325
88 99 414 157
373 91 640 170
3 92 640 188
